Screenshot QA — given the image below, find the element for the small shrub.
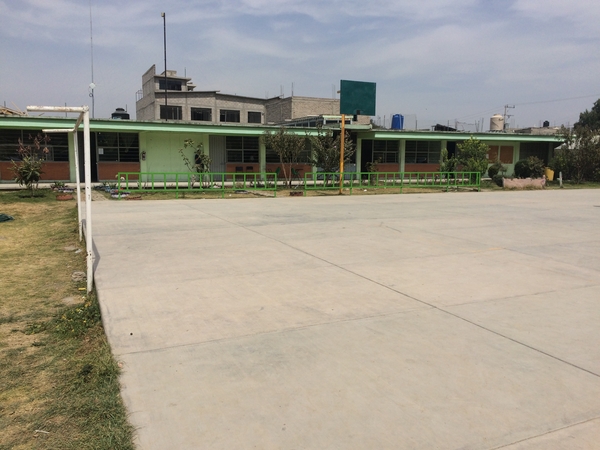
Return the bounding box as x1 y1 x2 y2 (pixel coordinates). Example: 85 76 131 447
439 148 458 173
366 158 381 185
50 181 67 190
487 162 506 179
492 174 504 187
53 298 101 337
514 156 545 178
11 133 50 197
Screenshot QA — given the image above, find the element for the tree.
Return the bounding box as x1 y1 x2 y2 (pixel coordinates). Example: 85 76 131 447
11 133 49 197
307 126 355 172
574 99 600 131
307 126 355 186
551 126 600 183
179 139 211 187
439 148 458 173
456 136 489 175
263 127 306 188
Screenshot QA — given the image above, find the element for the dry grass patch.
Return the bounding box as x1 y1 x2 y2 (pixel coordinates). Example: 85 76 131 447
0 191 134 450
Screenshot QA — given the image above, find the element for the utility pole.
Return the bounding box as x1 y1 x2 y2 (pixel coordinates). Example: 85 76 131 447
161 12 168 119
339 114 345 194
503 104 515 131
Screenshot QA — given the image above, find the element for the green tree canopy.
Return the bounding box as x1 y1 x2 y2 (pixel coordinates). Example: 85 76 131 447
574 99 600 130
263 127 306 187
551 126 600 183
307 126 355 173
457 136 489 175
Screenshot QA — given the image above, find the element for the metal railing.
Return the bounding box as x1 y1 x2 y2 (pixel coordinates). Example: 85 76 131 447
303 171 481 195
117 172 278 198
114 171 479 199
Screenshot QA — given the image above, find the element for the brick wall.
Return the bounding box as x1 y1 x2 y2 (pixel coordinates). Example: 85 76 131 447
146 92 267 124
0 162 70 182
98 162 140 181
265 98 293 123
291 97 339 119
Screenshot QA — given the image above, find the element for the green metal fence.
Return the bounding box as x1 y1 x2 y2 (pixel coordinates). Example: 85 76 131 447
114 171 479 199
303 171 481 195
117 172 278 198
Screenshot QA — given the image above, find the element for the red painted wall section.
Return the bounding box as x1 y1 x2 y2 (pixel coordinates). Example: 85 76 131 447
404 163 440 172
265 163 312 178
0 162 70 181
98 162 140 181
226 163 259 174
225 163 312 176
373 163 400 173
0 162 13 181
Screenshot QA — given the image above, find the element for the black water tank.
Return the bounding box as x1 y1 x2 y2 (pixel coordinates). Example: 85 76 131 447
543 120 550 128
111 108 130 120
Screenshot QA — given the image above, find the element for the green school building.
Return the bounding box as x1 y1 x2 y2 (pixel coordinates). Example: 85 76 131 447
0 114 563 183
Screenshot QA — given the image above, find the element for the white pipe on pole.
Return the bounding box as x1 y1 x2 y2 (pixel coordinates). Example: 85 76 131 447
28 106 87 113
72 131 83 241
83 107 93 293
41 126 82 240
32 105 93 292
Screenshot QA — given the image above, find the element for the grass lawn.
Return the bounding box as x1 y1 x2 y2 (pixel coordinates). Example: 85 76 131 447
0 190 134 450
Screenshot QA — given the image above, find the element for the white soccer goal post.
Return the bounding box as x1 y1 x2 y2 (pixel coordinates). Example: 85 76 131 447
27 105 94 293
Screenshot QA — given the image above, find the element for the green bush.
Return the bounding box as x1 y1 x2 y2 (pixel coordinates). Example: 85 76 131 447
439 148 458 173
550 126 600 183
10 133 50 197
457 137 489 175
492 174 504 187
487 162 505 179
514 156 545 178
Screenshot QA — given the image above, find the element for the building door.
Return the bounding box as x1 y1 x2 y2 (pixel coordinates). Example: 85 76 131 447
447 141 457 159
360 139 373 174
209 136 226 180
77 131 98 182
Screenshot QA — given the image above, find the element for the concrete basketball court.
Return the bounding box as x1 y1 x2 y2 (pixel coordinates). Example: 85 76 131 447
91 189 600 449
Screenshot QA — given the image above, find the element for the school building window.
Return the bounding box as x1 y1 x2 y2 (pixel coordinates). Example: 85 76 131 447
160 105 182 120
0 129 69 162
487 145 514 164
97 132 140 162
226 136 259 162
220 109 240 123
158 79 183 91
266 138 311 163
247 111 262 124
405 140 441 164
518 142 547 163
191 107 212 122
362 140 399 163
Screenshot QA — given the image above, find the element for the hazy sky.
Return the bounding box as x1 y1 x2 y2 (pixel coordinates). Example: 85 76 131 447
1 0 599 130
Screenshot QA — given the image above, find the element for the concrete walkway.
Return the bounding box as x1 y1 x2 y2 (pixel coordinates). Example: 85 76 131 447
91 190 600 449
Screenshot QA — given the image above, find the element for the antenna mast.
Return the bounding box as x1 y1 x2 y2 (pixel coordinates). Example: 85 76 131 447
89 0 95 118
503 104 515 131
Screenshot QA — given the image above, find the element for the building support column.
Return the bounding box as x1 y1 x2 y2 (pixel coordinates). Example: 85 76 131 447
399 139 406 172
440 140 447 170
355 137 362 174
259 136 266 178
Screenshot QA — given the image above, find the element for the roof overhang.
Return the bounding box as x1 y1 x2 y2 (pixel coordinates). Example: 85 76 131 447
0 116 564 142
